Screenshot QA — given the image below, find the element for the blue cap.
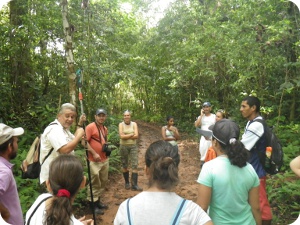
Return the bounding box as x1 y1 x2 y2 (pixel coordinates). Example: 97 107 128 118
203 102 211 107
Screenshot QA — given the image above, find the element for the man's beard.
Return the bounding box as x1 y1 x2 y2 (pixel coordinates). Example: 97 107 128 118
9 145 17 159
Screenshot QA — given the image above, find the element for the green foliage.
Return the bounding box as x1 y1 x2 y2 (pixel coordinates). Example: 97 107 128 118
266 123 300 222
2 0 300 222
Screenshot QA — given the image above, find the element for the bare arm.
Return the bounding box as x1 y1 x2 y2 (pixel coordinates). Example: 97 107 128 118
0 203 10 222
196 184 212 212
161 126 178 141
131 122 139 139
290 156 300 177
248 186 262 225
171 126 180 140
161 126 168 140
58 128 85 154
86 142 101 161
195 110 204 128
118 123 134 140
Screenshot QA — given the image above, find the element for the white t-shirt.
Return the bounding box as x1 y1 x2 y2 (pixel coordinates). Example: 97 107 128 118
39 120 75 184
25 193 83 225
114 191 211 225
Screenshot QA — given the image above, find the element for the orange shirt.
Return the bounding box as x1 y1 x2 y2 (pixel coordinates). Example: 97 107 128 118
205 147 216 162
85 122 108 162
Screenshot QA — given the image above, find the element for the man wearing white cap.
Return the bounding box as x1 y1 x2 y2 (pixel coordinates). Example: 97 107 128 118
0 123 24 225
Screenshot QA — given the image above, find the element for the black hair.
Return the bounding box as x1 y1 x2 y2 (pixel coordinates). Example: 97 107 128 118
216 139 249 168
0 138 13 154
145 140 180 190
166 116 174 122
242 96 260 113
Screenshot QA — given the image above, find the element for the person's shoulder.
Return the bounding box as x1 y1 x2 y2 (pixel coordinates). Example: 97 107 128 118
34 193 52 204
86 122 96 128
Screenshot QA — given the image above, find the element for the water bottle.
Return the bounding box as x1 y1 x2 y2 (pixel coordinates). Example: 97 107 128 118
265 147 272 168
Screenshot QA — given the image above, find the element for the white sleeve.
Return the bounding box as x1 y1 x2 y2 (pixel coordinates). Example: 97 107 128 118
241 121 264 151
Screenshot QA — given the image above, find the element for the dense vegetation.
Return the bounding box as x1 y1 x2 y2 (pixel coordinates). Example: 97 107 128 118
1 0 299 223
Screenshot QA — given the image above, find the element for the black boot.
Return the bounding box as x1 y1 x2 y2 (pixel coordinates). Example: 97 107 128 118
96 199 108 210
89 201 104 215
131 173 143 191
123 171 130 190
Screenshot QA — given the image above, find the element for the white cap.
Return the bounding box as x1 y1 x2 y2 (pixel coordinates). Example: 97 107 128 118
0 123 24 145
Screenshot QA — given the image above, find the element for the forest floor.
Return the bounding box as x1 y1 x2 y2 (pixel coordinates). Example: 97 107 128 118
76 121 201 225
75 121 293 225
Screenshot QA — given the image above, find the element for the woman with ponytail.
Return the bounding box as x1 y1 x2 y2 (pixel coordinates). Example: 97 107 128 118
25 154 93 225
197 119 261 225
114 140 212 225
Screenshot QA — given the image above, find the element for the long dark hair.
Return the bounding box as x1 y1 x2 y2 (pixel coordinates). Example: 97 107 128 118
145 140 180 190
45 154 84 225
217 139 249 168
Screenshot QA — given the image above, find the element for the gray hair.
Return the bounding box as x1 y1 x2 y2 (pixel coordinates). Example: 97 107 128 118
58 103 76 115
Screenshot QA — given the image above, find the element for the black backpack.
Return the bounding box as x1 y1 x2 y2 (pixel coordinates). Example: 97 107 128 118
255 119 284 175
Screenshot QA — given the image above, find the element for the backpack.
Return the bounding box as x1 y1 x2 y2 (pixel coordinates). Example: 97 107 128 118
21 123 57 179
255 118 284 175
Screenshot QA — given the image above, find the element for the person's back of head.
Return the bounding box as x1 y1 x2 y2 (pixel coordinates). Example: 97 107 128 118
242 96 261 113
145 140 180 190
212 119 249 167
45 154 84 225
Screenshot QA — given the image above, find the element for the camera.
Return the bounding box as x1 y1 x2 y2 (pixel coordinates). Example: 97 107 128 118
102 144 112 157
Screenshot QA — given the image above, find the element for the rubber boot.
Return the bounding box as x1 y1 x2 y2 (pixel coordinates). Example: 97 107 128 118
123 171 130 190
131 173 143 191
89 201 104 215
96 199 108 210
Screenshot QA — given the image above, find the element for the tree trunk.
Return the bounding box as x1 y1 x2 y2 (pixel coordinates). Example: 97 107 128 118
61 0 77 106
9 0 32 113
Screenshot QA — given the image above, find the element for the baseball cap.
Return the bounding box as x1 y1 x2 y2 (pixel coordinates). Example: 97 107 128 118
0 123 24 145
203 102 211 107
95 108 107 115
212 119 239 145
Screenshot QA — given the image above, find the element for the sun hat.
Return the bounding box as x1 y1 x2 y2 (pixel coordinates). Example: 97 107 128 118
212 119 240 145
0 123 24 145
95 108 107 115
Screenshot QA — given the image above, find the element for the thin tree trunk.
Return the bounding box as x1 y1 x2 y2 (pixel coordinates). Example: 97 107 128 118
61 0 77 106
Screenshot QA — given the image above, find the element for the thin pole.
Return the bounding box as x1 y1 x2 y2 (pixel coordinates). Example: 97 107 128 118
76 69 97 224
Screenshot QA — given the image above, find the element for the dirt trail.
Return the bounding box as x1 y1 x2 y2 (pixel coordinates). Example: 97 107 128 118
82 121 201 225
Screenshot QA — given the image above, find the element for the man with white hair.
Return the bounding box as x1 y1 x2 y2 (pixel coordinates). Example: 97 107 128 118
39 103 85 184
0 123 24 225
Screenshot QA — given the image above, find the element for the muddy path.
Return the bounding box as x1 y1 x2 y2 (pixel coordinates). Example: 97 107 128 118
79 121 201 225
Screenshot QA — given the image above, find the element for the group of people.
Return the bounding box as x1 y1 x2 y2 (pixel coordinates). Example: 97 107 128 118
0 103 147 225
194 97 272 224
1 96 299 225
